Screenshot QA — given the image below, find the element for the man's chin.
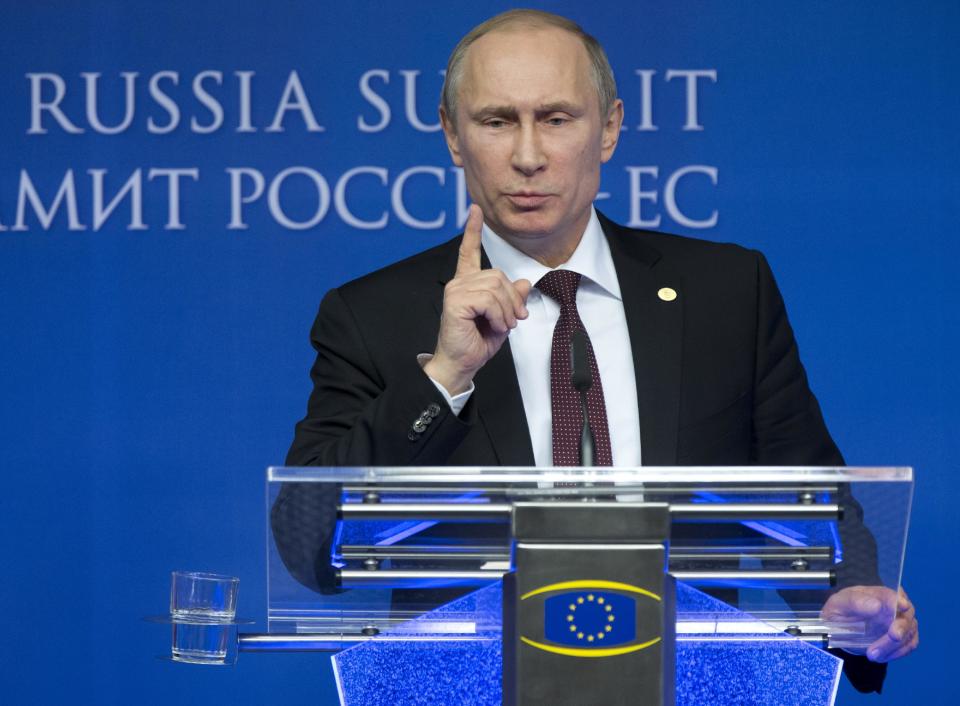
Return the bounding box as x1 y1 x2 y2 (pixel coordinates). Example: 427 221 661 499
496 212 559 240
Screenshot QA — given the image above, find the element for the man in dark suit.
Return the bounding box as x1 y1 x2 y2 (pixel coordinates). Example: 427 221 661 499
285 210 837 470
277 8 917 693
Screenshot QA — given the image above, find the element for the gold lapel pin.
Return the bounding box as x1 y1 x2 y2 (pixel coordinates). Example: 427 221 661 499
657 287 678 302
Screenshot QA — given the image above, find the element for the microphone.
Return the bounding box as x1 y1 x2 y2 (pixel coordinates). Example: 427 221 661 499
569 329 595 467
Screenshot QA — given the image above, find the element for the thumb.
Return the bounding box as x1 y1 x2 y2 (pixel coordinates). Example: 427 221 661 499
514 278 532 317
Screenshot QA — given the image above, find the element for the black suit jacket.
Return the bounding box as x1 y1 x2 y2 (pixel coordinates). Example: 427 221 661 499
276 213 885 691
286 212 841 468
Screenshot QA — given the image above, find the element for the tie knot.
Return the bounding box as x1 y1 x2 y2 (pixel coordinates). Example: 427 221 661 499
536 269 582 307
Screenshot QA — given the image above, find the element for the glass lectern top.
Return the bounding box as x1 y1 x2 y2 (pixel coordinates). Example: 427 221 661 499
268 465 911 484
267 466 913 654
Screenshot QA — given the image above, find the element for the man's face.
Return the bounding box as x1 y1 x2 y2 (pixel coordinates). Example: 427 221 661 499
442 26 623 261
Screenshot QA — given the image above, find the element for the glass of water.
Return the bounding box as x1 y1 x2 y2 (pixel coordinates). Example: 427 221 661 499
170 571 239 621
169 571 239 663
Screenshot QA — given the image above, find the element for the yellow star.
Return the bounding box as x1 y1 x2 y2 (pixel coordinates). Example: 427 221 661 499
608 615 615 622
605 625 612 632
587 594 595 602
577 632 584 639
597 597 605 605
577 597 584 604
587 635 594 642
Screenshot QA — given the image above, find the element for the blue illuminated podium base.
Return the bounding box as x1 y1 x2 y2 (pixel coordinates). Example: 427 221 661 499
332 582 841 706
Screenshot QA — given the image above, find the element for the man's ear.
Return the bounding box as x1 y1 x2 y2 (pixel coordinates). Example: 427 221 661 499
600 99 624 163
440 106 464 167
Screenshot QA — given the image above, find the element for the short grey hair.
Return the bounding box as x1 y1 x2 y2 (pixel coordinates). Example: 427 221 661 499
441 9 618 128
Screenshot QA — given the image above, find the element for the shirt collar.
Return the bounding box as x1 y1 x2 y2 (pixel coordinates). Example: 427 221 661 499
480 208 622 300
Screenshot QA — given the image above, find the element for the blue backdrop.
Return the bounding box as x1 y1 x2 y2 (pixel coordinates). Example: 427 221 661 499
0 1 956 703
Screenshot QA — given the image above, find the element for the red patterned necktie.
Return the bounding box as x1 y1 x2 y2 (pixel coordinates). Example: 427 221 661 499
535 270 613 466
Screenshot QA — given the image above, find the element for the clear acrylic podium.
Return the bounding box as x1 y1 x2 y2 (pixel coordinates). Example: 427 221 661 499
255 466 912 706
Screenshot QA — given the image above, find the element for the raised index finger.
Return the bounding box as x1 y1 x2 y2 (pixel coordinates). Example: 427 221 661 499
456 203 484 276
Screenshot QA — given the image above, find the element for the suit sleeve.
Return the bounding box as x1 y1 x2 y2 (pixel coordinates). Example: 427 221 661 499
286 287 473 467
751 252 887 693
751 251 843 466
272 286 475 592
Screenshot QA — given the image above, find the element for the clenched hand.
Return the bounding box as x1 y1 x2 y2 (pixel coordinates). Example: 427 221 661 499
423 204 532 394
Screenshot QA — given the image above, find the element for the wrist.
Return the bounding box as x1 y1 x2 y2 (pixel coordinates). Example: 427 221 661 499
422 355 474 396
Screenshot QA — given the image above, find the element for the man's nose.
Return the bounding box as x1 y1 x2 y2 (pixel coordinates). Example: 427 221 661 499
511 123 546 176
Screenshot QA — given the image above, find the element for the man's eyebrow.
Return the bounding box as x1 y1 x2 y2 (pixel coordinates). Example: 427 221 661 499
470 102 583 121
471 105 520 121
536 101 582 115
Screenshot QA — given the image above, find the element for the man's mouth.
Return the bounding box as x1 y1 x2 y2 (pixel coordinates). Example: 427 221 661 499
506 192 552 208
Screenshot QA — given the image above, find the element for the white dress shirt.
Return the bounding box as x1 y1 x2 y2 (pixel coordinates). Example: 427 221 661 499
429 208 642 467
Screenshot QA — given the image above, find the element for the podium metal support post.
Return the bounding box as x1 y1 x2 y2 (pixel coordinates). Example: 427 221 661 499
503 502 675 706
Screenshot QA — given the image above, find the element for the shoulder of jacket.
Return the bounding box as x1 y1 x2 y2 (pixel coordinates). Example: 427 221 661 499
334 235 460 298
597 210 762 270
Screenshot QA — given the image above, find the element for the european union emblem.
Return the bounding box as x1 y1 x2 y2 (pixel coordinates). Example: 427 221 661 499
544 591 636 647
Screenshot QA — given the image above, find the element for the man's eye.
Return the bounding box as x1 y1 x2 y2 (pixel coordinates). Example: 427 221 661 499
546 116 568 126
485 119 507 128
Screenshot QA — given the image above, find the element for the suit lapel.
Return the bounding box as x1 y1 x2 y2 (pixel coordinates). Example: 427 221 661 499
601 214 683 465
435 240 535 465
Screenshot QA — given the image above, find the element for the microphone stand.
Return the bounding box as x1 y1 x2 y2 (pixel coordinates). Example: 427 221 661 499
570 329 595 468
